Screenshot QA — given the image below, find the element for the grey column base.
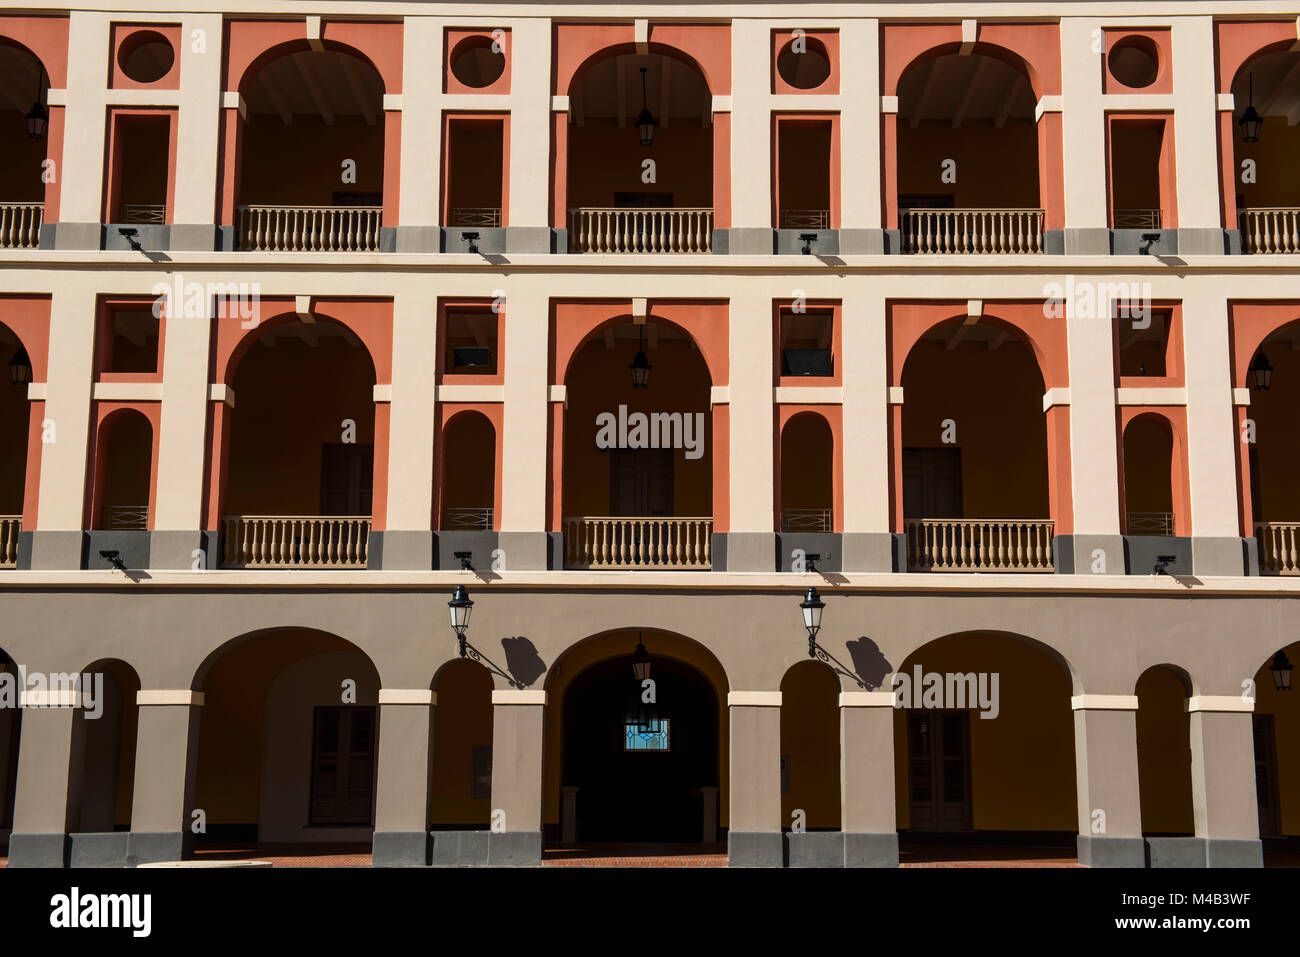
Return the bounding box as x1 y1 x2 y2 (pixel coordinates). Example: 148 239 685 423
1057 534 1125 576
367 530 434 570
775 228 838 256
371 830 429 867
1077 834 1146 867
104 223 170 252
715 531 777 572
379 227 397 252
882 228 901 253
1191 536 1253 576
844 831 900 867
216 224 236 251
127 830 189 865
1042 229 1065 254
1145 836 1206 868
497 531 556 571
776 532 841 572
1206 838 1263 868
505 226 553 254
51 222 103 250
85 530 150 571
728 830 784 867
434 531 499 571
1062 227 1110 255
7 832 69 867
837 228 886 255
430 829 490 866
486 830 542 866
27 530 87 570
716 227 774 255
1123 535 1192 576
841 532 897 572
1174 228 1232 256
441 226 505 254
148 530 208 570
69 831 131 868
392 226 441 253
168 224 220 252
784 830 844 867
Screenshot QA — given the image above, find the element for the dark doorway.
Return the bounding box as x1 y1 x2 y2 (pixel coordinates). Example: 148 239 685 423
907 709 972 830
309 706 376 826
320 444 374 515
903 447 962 519
562 654 719 842
610 449 673 516
1254 714 1280 838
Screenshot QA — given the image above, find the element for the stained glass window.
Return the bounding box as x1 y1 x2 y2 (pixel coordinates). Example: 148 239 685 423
625 718 670 751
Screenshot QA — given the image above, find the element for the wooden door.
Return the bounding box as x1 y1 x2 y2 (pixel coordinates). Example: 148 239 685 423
610 449 674 516
1253 714 1280 838
320 444 374 515
907 709 972 831
903 447 963 519
310 706 376 826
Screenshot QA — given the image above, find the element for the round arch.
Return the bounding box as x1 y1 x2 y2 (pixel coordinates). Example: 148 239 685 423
218 310 381 388
437 408 500 531
1119 410 1189 537
564 42 715 98
89 407 155 531
558 311 724 389
236 39 387 98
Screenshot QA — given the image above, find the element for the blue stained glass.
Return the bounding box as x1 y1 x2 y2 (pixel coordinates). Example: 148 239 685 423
624 718 670 751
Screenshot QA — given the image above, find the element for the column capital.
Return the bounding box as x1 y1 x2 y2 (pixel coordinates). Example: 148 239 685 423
137 690 204 706
728 691 781 707
492 689 546 705
1070 694 1138 711
378 689 436 705
839 691 895 708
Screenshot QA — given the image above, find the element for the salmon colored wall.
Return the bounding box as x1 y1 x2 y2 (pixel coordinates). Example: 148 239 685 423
776 408 842 532
445 29 510 95
442 114 508 225
95 297 165 383
882 22 1060 97
434 405 502 531
542 628 730 827
1102 29 1173 95
553 23 730 96
774 115 838 227
238 116 384 207
0 20 68 219
109 23 181 90
772 29 839 95
214 300 393 386
1135 666 1194 835
87 405 159 531
897 120 1040 209
566 122 714 211
430 658 493 826
0 17 68 88
780 660 840 829
1214 20 1295 93
1118 408 1190 536
1253 640 1300 836
103 108 177 224
893 633 1076 832
1106 114 1177 228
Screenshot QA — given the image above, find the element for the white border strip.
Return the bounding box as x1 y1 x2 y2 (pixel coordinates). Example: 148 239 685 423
839 691 895 707
137 690 205 706
1187 695 1254 713
493 690 546 705
379 689 436 705
729 691 781 707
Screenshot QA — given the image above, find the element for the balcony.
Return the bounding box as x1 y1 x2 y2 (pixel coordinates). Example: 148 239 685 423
442 507 493 530
0 202 42 249
103 504 148 530
236 204 383 253
0 516 19 568
781 508 832 533
563 516 713 570
222 515 371 568
1126 511 1175 536
1256 522 1300 576
899 208 1044 255
1240 208 1300 254
778 209 830 230
904 519 1055 572
567 208 713 254
1113 208 1163 229
448 207 502 228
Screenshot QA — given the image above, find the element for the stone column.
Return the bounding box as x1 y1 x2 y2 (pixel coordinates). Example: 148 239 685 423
725 288 775 571
8 693 78 866
394 16 440 252
170 13 223 251
838 18 883 254
127 691 202 865
840 292 893 571
505 18 553 253
499 288 552 570
725 19 772 254
1072 695 1146 867
840 692 899 867
728 691 782 866
487 689 545 865
1189 696 1263 867
372 689 435 866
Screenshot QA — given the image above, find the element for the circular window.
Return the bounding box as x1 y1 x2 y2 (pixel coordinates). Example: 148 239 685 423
777 37 831 90
451 35 506 88
118 30 175 84
1107 35 1160 89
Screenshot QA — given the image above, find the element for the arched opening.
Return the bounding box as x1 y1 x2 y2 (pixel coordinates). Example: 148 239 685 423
68 660 140 839
565 52 714 253
191 628 379 863
894 632 1077 864
90 408 154 531
900 319 1054 571
895 50 1042 253
779 661 840 833
439 411 496 531
0 648 20 855
1251 641 1300 863
544 629 727 861
1135 666 1194 838
561 318 714 570
1232 50 1300 252
0 39 50 248
779 412 833 533
221 316 376 568
235 45 386 251
1121 414 1177 537
0 320 31 565
429 659 494 832
1245 318 1300 573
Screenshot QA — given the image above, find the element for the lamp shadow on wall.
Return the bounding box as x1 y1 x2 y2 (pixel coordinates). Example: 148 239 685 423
845 636 893 691
501 635 546 687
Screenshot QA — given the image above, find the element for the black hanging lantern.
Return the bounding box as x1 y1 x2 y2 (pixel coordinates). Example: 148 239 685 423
635 66 656 147
1249 350 1273 391
800 585 825 658
631 635 652 681
8 346 32 386
26 63 46 140
1270 650 1293 692
1239 73 1263 144
448 584 473 657
629 324 652 389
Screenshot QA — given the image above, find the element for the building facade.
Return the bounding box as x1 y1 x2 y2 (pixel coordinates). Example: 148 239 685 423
0 1 1297 869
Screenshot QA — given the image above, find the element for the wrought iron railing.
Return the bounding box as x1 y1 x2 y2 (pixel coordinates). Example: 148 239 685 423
222 515 371 568
779 209 830 229
0 516 20 567
443 507 493 530
781 508 832 533
1240 208 1300 254
1255 522 1300 576
103 504 149 530
236 204 383 252
449 207 502 227
563 516 712 569
1113 208 1163 229
567 207 713 253
1126 511 1175 536
119 204 166 224
904 518 1055 572
0 202 43 248
900 207 1044 254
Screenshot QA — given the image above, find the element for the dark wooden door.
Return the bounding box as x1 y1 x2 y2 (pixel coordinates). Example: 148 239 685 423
907 709 972 831
610 449 674 516
1253 713 1280 838
903 447 963 519
310 706 376 825
321 444 374 515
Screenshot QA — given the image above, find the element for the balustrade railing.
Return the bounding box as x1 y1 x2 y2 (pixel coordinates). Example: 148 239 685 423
1240 208 1300 254
900 207 1043 254
904 518 1055 572
0 516 20 567
0 202 43 248
1256 522 1300 576
443 507 494 530
119 204 166 224
222 515 371 568
567 207 713 253
564 516 712 569
236 204 383 252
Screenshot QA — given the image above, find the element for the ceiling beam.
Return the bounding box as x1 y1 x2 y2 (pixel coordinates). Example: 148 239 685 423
946 314 979 350
987 328 1010 351
0 59 36 111
910 59 944 129
603 327 615 350
952 58 993 129
290 321 319 347
994 74 1025 129
291 53 334 126
338 54 377 126
257 70 293 125
1259 60 1300 115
